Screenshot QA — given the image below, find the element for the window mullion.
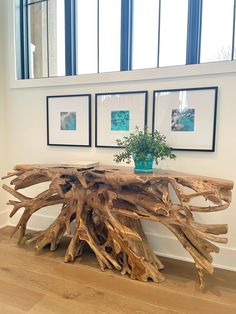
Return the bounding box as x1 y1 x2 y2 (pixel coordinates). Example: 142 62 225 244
19 0 29 79
186 0 202 64
65 0 76 76
120 0 133 71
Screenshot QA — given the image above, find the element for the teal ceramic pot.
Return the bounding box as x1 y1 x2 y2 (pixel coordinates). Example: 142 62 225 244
133 154 154 173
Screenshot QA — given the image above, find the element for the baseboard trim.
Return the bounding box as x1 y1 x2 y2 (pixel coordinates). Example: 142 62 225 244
145 232 236 272
8 211 56 231
0 210 9 228
7 212 236 272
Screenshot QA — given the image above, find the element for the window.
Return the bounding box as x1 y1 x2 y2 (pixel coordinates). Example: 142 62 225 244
99 0 121 73
234 11 236 60
27 0 48 78
132 0 159 70
234 2 236 60
159 0 188 67
18 0 65 79
76 0 97 74
15 0 236 80
48 0 65 76
200 0 235 63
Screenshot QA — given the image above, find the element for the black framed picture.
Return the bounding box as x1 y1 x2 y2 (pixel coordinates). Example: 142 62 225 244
153 87 218 151
95 91 148 148
47 94 91 147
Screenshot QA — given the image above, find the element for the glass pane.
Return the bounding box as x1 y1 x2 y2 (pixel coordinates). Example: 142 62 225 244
15 0 22 79
99 0 121 73
28 1 48 78
234 17 236 59
201 0 234 63
28 0 48 4
28 0 43 3
132 0 159 70
77 0 98 74
48 0 66 76
159 0 188 67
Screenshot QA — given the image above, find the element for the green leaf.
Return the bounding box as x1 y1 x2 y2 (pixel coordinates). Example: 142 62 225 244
113 126 176 165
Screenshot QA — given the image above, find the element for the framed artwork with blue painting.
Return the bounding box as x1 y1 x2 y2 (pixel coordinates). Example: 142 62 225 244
47 94 91 147
153 87 218 151
95 91 148 148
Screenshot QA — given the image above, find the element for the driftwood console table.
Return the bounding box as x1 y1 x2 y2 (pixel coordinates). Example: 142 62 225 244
2 164 233 288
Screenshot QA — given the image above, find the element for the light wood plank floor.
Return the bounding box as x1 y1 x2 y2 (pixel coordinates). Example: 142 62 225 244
0 227 236 314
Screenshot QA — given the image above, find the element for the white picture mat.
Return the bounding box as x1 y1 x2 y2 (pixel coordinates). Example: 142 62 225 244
96 93 146 146
154 89 216 150
48 96 90 145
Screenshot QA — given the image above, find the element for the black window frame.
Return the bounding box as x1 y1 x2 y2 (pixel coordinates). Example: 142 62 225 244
16 0 236 80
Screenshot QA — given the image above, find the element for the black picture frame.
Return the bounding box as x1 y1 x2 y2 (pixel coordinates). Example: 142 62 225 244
95 91 148 148
152 87 218 151
47 94 92 147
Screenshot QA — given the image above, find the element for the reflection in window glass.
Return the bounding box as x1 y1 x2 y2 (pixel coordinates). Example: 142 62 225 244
48 0 65 77
201 0 234 63
28 1 48 78
159 0 188 67
77 0 98 74
99 0 121 73
132 0 159 70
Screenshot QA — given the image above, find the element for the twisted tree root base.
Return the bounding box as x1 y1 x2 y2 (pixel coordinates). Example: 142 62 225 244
2 164 233 288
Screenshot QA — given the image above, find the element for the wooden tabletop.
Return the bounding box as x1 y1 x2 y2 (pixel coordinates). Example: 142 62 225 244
13 163 234 188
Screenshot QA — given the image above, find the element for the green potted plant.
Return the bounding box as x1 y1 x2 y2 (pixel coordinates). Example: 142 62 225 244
114 127 176 173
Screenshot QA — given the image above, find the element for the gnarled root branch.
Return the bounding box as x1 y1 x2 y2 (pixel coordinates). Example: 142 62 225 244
2 165 233 287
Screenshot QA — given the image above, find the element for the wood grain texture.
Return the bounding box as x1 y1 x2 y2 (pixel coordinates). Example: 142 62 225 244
0 227 236 314
2 164 233 289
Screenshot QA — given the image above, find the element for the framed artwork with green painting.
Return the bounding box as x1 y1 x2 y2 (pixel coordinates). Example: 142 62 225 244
47 94 91 147
152 87 218 151
95 91 148 148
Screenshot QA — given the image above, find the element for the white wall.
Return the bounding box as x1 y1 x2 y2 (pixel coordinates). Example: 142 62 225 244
0 0 8 226
2 1 236 270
